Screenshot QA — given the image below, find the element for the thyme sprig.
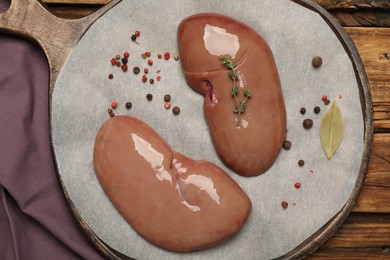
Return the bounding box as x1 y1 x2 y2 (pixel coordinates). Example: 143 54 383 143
221 56 252 127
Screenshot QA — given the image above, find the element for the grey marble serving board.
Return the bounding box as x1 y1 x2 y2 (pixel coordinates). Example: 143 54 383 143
51 0 366 259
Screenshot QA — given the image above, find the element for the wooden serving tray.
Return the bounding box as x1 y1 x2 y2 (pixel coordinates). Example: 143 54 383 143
0 0 373 259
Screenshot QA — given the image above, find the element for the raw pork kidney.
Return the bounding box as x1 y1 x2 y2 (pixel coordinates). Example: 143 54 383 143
178 13 286 177
93 115 251 252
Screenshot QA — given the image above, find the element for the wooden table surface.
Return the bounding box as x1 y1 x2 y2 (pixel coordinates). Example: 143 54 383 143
41 0 390 259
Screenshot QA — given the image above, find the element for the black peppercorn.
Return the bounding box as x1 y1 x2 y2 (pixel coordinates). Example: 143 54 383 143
150 78 154 84
121 57 128 65
131 34 137 41
283 140 291 150
133 67 140 75
164 94 171 102
172 106 180 115
314 106 321 114
298 160 305 167
108 73 113 79
312 56 322 68
303 118 313 129
146 94 153 101
300 107 306 115
125 102 132 109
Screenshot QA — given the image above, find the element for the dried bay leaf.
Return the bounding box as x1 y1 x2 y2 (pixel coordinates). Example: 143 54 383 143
320 101 344 160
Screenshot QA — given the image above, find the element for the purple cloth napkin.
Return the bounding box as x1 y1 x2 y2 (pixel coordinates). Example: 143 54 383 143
0 4 105 259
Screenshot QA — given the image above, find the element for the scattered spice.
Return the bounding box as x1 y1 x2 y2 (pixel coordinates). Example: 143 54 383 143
135 31 140 37
314 106 321 114
295 182 301 189
282 140 291 150
339 95 343 100
312 56 322 68
108 73 113 79
164 94 171 102
150 78 154 84
322 95 327 102
281 201 288 209
111 58 116 66
125 102 132 109
324 99 330 105
123 52 130 58
303 118 313 129
121 57 128 64
141 53 147 59
298 160 305 167
145 52 151 57
108 109 115 117
164 52 170 60
164 102 171 109
172 106 180 115
146 93 153 101
121 64 128 72
111 101 118 109
174 54 179 60
157 76 161 81
144 68 149 74
115 54 120 60
300 107 306 115
133 67 140 75
148 59 153 66
116 61 121 67
157 53 162 59
142 75 147 83
131 34 139 43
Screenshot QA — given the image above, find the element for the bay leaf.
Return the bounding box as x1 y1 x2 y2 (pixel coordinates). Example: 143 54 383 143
320 101 344 160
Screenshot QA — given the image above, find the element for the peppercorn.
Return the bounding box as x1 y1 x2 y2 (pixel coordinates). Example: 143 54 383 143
172 106 180 115
295 182 301 189
115 54 120 60
145 52 151 57
300 107 306 115
164 94 171 102
142 75 147 83
281 201 288 209
157 76 161 81
312 56 322 68
123 52 130 58
146 94 153 101
298 160 305 167
133 67 140 75
283 140 291 150
150 78 154 84
164 52 170 60
110 58 116 66
108 73 113 79
174 54 179 60
314 106 321 114
144 68 149 74
164 102 171 109
121 64 128 72
125 102 132 109
131 34 137 42
322 95 327 102
303 118 313 129
148 59 153 66
108 109 115 117
111 101 118 109
121 57 128 65
157 53 162 59
116 61 121 67
141 53 147 59
135 31 140 37
324 99 330 105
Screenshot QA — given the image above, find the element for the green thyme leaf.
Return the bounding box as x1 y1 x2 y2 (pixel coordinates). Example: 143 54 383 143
244 89 252 97
229 71 239 80
231 86 239 96
221 56 236 69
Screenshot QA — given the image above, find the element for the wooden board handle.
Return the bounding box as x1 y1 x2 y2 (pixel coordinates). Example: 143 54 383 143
0 0 121 94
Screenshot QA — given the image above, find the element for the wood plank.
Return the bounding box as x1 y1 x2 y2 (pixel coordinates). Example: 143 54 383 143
365 134 390 187
312 0 390 10
42 0 110 4
309 247 390 259
353 186 390 213
323 213 390 248
374 103 390 133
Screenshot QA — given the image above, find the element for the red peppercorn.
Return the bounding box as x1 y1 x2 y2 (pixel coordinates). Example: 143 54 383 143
141 53 147 59
295 182 301 189
144 68 149 74
164 52 170 60
124 52 130 58
164 102 171 109
135 31 140 37
142 75 147 83
157 76 161 81
111 58 116 66
156 69 161 73
121 64 128 72
148 59 153 66
322 95 327 102
281 201 288 209
145 52 151 57
111 101 118 109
